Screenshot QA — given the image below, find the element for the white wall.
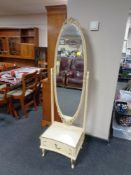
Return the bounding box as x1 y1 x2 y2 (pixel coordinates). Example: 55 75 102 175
127 28 131 49
0 14 47 47
68 0 131 140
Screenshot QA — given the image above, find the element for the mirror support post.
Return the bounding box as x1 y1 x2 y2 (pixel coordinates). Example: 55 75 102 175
51 68 54 123
83 71 89 131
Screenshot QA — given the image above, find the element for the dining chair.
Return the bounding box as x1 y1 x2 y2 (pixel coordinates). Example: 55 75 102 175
36 68 48 105
0 84 12 114
0 84 8 105
0 83 18 118
7 71 38 118
3 63 17 71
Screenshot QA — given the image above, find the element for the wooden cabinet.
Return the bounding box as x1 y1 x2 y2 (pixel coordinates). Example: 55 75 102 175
0 28 38 60
20 28 38 46
41 5 67 127
35 47 47 67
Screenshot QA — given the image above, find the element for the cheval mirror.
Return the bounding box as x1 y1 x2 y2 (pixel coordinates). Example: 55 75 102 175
40 18 89 168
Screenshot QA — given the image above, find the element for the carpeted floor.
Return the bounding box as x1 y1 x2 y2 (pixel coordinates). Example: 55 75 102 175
0 106 131 175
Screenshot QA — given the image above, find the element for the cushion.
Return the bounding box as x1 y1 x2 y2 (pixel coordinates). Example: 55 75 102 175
0 84 6 90
0 93 5 100
7 89 33 97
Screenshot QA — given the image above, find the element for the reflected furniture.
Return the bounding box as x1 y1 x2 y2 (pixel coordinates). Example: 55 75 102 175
66 58 84 89
40 18 89 168
56 57 84 89
56 57 71 87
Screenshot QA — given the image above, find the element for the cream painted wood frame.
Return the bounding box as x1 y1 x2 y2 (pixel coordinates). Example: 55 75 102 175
54 17 88 125
40 18 89 168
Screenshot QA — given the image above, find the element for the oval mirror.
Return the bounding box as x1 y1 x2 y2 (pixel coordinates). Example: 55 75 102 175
54 18 87 124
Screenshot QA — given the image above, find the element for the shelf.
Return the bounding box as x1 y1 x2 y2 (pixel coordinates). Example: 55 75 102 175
0 55 34 60
21 35 35 37
0 36 20 38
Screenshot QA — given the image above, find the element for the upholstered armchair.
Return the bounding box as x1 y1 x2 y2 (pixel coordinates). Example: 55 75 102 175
56 57 72 87
66 58 84 89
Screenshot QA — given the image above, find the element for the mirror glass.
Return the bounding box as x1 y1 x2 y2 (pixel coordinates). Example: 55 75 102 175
54 18 85 122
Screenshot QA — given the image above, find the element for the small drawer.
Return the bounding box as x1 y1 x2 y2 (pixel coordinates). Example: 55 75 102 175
40 137 73 157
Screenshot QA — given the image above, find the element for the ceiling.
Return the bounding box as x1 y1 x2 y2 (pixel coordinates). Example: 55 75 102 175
0 0 67 16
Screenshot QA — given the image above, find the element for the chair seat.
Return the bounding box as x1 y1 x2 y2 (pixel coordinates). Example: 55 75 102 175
0 84 6 90
7 89 33 97
6 71 38 118
0 93 5 100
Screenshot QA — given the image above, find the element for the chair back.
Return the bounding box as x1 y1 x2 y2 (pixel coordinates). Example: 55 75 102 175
70 58 84 72
0 84 8 104
36 68 47 88
21 71 37 96
59 57 72 73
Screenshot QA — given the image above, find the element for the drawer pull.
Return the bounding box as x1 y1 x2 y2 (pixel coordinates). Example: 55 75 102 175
55 144 61 150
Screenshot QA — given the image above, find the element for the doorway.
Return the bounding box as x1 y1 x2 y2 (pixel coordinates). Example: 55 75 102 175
112 12 131 141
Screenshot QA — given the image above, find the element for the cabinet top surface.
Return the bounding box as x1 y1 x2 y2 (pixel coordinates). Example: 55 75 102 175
40 122 84 147
0 27 38 30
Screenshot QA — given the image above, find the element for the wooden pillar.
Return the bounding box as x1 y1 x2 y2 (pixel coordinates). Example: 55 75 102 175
41 5 67 127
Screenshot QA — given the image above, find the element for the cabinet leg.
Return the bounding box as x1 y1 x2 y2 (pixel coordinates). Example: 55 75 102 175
71 159 75 169
42 149 46 157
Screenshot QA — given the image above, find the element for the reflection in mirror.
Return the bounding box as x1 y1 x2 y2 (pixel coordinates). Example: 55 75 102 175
55 22 84 117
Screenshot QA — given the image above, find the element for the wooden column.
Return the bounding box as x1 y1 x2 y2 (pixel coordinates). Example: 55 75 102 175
41 5 67 127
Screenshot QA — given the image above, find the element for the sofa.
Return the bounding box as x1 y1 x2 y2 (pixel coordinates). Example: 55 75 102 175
56 57 72 87
56 57 84 89
66 58 84 89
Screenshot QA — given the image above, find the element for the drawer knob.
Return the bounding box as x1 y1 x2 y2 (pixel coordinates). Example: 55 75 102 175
55 144 61 150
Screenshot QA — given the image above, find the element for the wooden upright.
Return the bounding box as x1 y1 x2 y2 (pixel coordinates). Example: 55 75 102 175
41 5 67 127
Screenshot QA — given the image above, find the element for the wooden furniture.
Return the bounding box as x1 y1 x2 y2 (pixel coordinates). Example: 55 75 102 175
40 18 89 168
7 71 38 118
3 62 17 71
41 5 67 127
40 121 85 166
0 84 8 105
0 62 17 72
36 68 48 105
0 84 15 116
0 67 42 117
35 47 47 68
0 28 39 67
0 67 41 85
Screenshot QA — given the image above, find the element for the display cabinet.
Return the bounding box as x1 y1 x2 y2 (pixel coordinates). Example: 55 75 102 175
0 27 38 60
35 47 47 68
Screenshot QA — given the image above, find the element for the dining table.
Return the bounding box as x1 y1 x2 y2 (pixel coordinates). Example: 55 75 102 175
0 66 42 118
0 66 41 87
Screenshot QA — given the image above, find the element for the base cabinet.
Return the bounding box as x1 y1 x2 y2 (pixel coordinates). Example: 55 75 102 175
40 121 85 168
